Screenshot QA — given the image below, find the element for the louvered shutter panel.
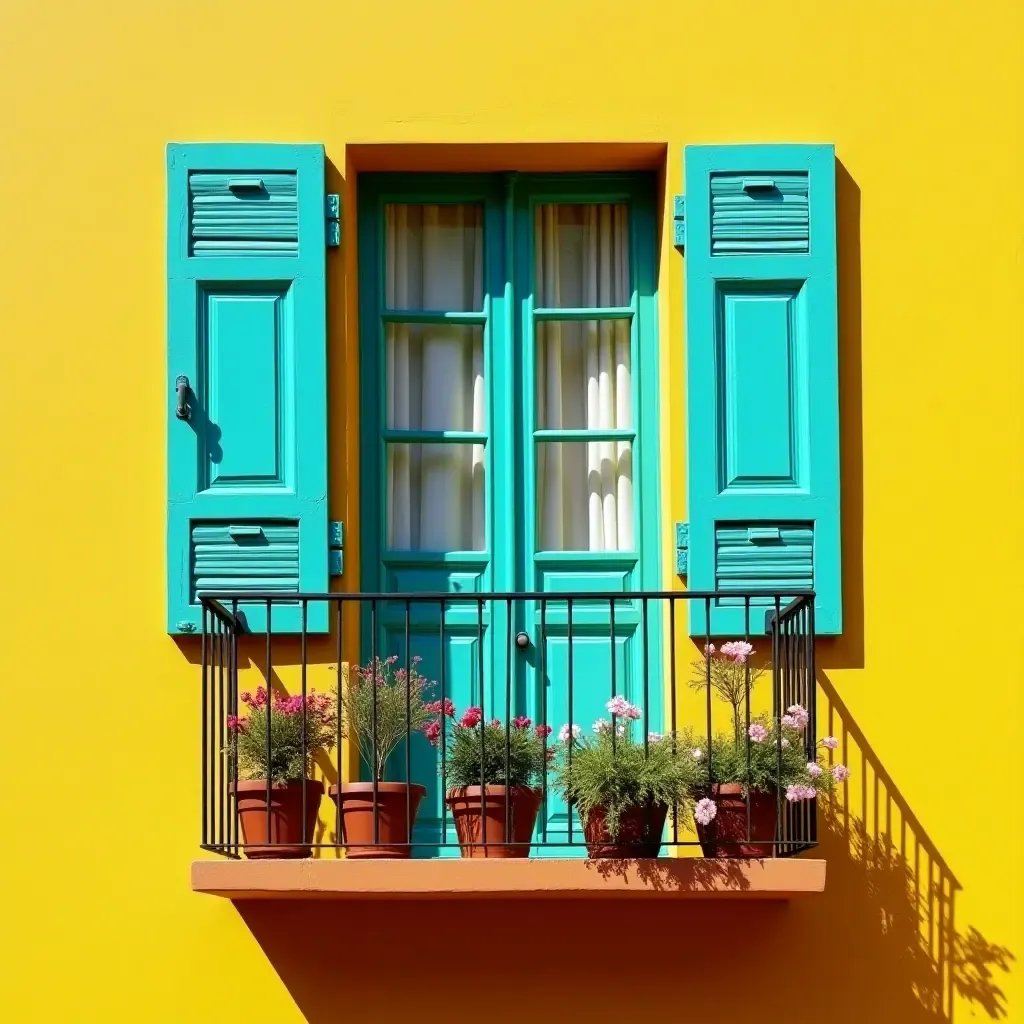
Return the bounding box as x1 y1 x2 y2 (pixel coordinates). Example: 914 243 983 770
684 145 841 636
167 143 329 634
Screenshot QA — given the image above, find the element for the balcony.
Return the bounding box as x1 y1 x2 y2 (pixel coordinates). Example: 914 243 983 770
192 590 829 900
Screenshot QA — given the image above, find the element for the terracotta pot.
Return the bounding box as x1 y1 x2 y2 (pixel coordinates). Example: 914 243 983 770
445 786 541 858
583 801 669 858
232 779 324 859
331 782 426 859
695 783 778 858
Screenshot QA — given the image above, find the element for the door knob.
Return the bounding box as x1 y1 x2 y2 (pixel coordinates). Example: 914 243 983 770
515 632 530 651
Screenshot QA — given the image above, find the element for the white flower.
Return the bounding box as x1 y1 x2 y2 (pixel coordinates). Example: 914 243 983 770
648 731 663 742
559 723 581 743
592 718 611 734
691 748 704 760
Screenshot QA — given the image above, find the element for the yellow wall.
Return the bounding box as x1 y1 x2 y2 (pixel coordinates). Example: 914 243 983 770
2 0 1022 1020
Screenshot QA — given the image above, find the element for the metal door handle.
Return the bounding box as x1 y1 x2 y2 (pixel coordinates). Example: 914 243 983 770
175 375 191 420
515 632 531 651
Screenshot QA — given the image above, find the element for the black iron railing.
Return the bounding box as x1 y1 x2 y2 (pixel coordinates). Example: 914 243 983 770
200 590 817 858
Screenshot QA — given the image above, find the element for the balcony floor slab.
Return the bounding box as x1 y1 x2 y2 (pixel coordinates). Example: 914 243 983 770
191 856 825 900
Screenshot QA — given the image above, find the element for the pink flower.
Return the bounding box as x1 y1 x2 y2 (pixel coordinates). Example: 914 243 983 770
489 718 502 729
694 798 717 826
786 785 817 801
720 640 755 663
535 725 553 738
240 691 253 707
822 736 839 750
786 704 809 730
593 719 612 734
424 720 442 746
606 696 641 720
748 723 768 743
807 762 823 778
242 686 268 709
459 706 483 728
226 714 246 732
648 732 663 742
832 764 850 782
425 698 456 718
703 643 716 656
558 723 581 743
513 716 532 729
781 714 798 729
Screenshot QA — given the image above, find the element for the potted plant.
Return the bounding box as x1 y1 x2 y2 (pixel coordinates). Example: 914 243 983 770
332 655 434 858
549 697 700 859
686 641 850 858
226 686 336 859
427 706 551 858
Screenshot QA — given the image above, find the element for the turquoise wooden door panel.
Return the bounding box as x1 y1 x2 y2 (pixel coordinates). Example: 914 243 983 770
683 145 841 637
358 174 660 857
167 144 329 634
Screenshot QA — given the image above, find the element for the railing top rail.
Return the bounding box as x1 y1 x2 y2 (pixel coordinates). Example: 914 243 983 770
199 589 816 603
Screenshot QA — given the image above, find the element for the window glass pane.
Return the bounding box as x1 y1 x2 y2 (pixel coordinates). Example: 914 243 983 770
386 324 484 431
534 204 630 308
535 319 631 430
385 204 483 311
387 443 485 551
536 441 634 552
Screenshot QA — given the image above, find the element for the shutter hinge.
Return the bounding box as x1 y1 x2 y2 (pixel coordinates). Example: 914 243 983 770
326 194 341 248
675 522 689 575
329 520 344 576
672 195 685 249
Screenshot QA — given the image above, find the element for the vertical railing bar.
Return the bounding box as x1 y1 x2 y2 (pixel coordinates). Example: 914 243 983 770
610 597 617 757
539 597 548 842
371 598 379 846
218 617 226 851
301 599 308 855
505 596 513 845
439 598 448 847
772 595 781 856
642 596 651 848
567 595 574 845
808 599 818 845
231 599 240 856
478 596 486 848
265 600 273 848
405 599 412 855
669 596 678 845
201 604 209 849
744 595 751 847
335 599 343 855
705 596 712 801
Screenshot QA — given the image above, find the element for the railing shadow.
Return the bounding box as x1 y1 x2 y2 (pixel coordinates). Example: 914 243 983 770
805 671 1014 1021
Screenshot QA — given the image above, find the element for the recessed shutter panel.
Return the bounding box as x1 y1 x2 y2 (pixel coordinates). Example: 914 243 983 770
167 143 329 634
684 145 841 636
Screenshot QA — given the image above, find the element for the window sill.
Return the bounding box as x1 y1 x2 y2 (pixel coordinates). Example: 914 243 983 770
190 856 825 900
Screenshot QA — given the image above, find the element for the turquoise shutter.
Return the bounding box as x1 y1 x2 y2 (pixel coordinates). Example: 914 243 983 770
167 143 329 634
684 144 841 636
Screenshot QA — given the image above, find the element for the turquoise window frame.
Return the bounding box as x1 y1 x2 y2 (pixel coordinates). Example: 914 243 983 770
356 170 664 746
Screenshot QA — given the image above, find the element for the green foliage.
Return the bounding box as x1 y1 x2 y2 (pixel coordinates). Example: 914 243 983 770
228 688 336 784
681 715 832 796
340 655 435 781
550 715 701 842
436 710 550 789
689 641 768 740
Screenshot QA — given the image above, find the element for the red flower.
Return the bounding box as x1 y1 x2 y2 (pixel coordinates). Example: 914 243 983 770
226 714 247 732
459 706 483 728
424 720 442 746
535 725 553 738
426 698 456 718
489 718 502 729
513 716 532 729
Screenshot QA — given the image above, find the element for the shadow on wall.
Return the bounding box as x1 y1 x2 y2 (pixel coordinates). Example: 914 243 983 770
227 665 1013 1024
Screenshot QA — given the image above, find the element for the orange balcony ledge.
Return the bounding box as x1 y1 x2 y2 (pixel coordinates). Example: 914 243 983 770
191 857 825 900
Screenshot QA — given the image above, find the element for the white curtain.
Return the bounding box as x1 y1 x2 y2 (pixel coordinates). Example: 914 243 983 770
535 204 634 551
385 204 485 550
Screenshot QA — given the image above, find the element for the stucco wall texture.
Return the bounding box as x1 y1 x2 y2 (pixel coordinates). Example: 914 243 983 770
1 1 1021 1020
